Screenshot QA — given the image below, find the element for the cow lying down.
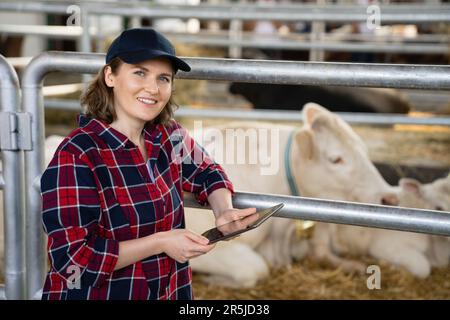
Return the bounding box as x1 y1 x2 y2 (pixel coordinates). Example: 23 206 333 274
304 176 450 280
185 103 449 287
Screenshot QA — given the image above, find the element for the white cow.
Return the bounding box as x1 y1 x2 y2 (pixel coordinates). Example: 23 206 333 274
418 175 450 212
187 103 450 286
185 103 402 287
313 176 450 279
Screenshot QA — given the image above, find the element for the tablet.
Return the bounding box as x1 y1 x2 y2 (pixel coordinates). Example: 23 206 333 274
201 203 284 244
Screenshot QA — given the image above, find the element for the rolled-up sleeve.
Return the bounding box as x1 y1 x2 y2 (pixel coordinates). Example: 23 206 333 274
41 150 119 288
174 125 234 205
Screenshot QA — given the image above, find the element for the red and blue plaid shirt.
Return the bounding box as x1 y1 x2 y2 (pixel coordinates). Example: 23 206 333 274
40 114 234 300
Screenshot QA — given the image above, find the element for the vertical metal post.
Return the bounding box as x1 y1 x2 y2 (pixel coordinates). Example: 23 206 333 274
310 0 326 61
229 19 243 58
80 3 93 86
22 52 104 300
0 55 26 299
21 56 47 300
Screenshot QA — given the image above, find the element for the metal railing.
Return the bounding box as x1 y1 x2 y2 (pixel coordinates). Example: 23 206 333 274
164 31 450 55
1 2 449 58
2 2 450 22
21 51 450 300
2 25 449 55
44 99 450 127
75 4 450 23
185 192 450 237
0 55 26 300
0 24 87 39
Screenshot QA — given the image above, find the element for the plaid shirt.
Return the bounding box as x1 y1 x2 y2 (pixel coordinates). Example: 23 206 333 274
40 114 234 300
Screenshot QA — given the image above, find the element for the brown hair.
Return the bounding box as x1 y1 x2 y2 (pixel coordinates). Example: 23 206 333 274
80 57 178 127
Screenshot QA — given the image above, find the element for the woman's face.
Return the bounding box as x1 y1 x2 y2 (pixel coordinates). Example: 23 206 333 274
104 58 174 126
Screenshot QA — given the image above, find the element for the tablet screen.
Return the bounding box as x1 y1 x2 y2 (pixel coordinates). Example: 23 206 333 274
201 203 284 244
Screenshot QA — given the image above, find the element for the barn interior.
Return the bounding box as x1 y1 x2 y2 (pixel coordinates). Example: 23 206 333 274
0 0 449 301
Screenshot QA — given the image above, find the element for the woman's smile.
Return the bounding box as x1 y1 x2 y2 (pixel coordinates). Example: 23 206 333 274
137 97 158 106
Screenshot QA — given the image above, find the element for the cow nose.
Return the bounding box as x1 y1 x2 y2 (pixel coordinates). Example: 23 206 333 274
381 194 399 206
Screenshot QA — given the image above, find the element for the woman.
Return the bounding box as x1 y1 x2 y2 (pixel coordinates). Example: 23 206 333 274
40 28 256 300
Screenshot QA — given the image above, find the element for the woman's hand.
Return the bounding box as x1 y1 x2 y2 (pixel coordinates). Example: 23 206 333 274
215 207 257 226
160 229 215 263
215 207 257 235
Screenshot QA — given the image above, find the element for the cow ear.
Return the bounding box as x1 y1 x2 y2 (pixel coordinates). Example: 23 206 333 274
399 178 423 196
295 129 314 160
303 102 331 126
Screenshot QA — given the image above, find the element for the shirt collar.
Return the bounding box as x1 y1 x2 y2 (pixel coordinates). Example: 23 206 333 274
77 114 162 150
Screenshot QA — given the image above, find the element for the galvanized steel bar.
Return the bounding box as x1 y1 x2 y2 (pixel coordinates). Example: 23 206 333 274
1 2 449 23
182 58 450 90
22 51 450 299
0 2 69 14
165 34 450 54
174 107 450 127
0 25 447 54
0 55 26 299
167 30 450 44
184 192 450 237
86 5 450 23
25 52 450 90
0 24 83 39
43 99 450 127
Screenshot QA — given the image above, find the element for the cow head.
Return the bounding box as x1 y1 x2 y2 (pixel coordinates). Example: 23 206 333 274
290 102 398 206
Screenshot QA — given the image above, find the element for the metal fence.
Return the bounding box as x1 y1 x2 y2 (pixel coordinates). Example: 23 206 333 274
13 51 450 301
0 50 450 299
44 99 450 127
1 2 450 57
2 2 449 22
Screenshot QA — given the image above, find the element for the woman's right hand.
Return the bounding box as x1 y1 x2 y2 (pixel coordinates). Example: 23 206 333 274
160 229 215 263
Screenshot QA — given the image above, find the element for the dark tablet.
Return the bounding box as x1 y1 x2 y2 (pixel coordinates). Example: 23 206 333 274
201 203 284 244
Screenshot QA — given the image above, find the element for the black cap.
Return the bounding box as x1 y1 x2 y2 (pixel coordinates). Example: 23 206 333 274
105 28 191 72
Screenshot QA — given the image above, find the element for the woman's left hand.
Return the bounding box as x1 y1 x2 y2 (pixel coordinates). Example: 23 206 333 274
215 207 257 228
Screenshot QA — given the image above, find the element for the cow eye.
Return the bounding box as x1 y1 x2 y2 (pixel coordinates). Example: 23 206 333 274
330 156 344 164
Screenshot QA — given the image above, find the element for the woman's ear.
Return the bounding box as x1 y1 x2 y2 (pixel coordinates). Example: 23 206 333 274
104 66 114 88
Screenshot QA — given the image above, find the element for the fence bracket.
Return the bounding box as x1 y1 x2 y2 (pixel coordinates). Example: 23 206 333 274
0 112 32 151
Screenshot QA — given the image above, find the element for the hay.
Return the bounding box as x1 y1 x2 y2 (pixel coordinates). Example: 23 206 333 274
192 256 450 300
171 44 223 107
353 125 450 167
